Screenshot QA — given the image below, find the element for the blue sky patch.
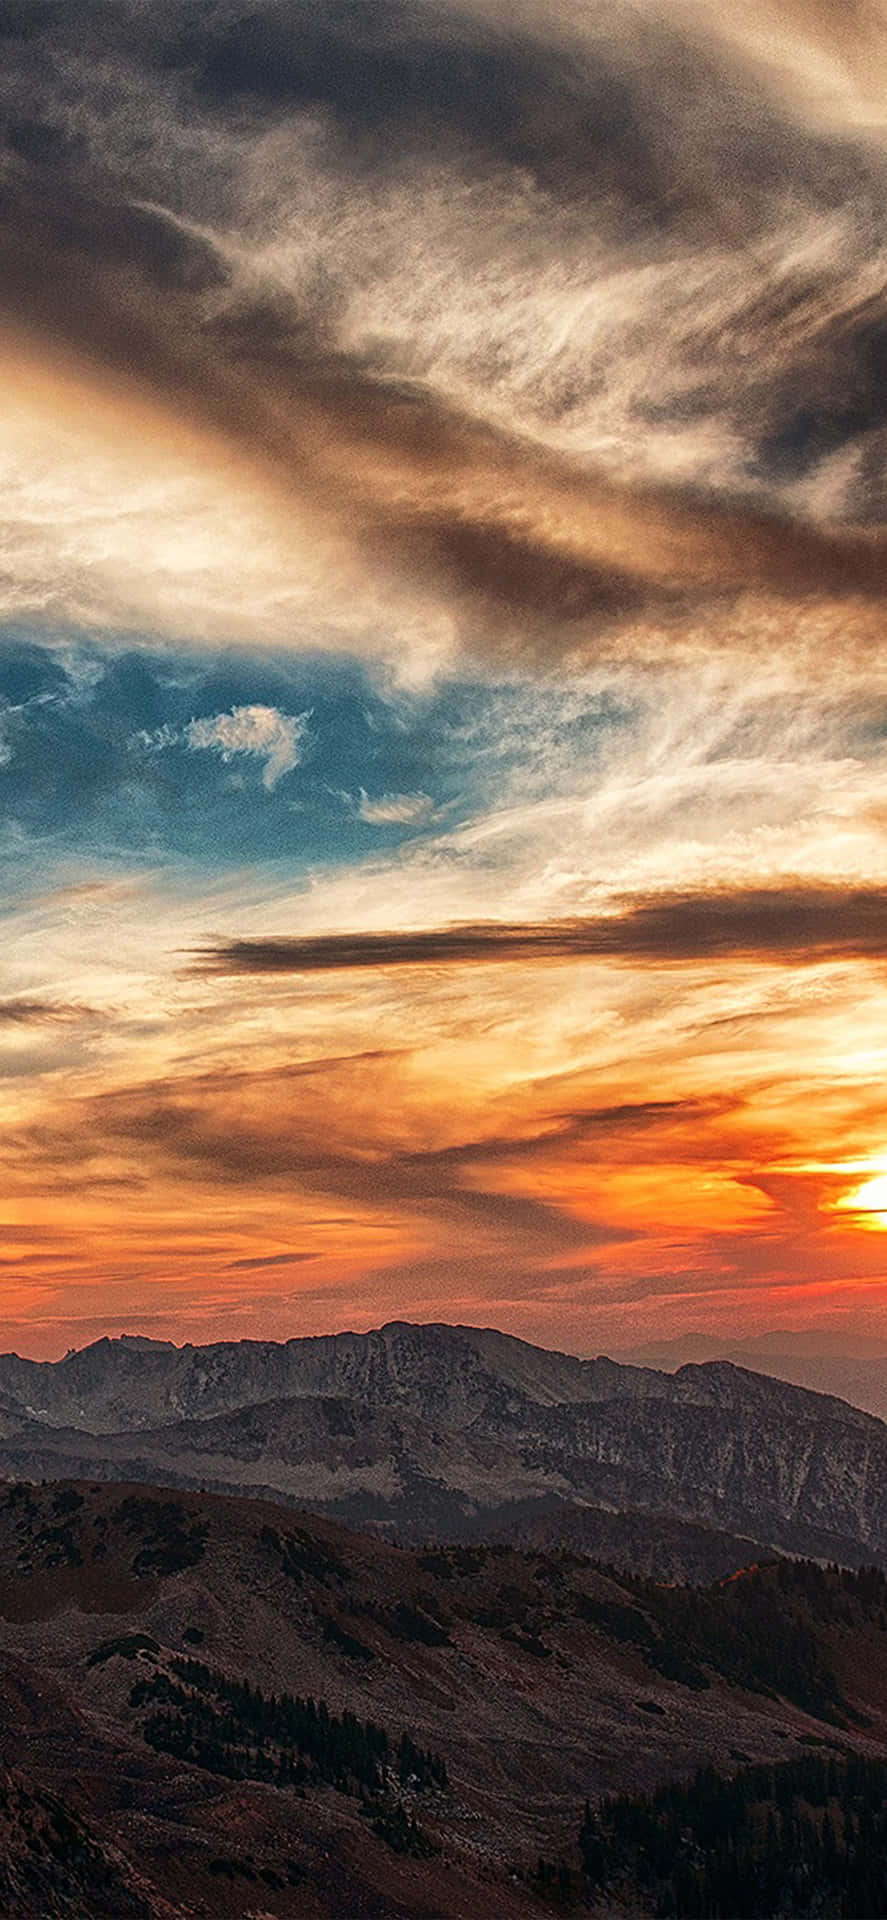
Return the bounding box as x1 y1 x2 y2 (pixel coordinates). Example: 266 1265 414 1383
0 628 633 882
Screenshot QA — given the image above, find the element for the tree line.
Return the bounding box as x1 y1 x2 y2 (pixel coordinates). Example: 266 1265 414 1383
578 1749 887 1916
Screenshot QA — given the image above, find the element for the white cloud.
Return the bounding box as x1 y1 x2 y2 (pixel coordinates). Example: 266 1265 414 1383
357 789 435 825
136 705 311 789
185 706 310 789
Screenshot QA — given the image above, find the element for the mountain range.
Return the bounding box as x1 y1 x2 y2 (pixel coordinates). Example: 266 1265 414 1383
4 1321 887 1571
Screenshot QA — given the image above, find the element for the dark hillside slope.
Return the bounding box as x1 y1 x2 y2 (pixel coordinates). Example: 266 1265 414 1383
4 1482 887 1914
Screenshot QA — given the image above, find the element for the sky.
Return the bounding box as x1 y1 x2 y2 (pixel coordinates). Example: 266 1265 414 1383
4 0 887 1358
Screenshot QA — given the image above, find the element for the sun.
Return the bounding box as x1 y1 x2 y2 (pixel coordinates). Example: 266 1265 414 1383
850 1173 887 1213
816 1154 887 1227
833 1169 887 1226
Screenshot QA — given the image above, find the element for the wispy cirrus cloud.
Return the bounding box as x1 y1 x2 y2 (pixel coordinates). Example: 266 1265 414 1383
0 998 89 1024
3 0 887 669
14 1052 653 1257
356 789 436 826
135 703 310 789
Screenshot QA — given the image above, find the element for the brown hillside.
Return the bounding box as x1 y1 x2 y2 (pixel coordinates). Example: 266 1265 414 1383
3 1480 887 1916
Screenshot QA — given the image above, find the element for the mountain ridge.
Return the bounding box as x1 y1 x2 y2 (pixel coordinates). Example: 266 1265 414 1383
3 1321 887 1571
1 1318 880 1433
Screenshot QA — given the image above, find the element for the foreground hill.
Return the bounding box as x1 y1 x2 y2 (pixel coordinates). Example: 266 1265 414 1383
3 1323 887 1568
4 1480 887 1916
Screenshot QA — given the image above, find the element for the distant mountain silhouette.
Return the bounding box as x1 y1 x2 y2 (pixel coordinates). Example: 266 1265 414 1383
618 1331 887 1425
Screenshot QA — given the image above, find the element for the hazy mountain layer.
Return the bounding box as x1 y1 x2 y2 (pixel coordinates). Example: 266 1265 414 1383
621 1333 887 1427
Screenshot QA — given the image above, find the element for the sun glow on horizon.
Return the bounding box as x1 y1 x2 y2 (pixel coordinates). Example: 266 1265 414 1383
832 1168 887 1226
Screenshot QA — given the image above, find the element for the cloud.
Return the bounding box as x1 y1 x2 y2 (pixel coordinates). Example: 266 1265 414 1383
194 885 887 974
185 704 310 788
3 0 887 667
225 1250 319 1270
422 1097 743 1168
7 834 887 1350
8 0 887 1357
137 703 310 788
0 999 94 1026
356 789 435 825
16 1049 642 1261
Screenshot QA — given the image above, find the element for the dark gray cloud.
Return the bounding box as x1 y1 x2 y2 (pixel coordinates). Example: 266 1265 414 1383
225 1250 318 1270
0 0 843 220
195 885 887 973
422 1097 742 1168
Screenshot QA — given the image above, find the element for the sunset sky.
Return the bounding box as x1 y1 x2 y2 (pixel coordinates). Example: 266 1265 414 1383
5 0 887 1358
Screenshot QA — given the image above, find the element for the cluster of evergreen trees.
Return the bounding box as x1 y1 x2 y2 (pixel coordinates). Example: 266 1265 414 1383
397 1731 448 1790
369 1800 440 1857
130 1655 447 1803
579 1750 887 1917
110 1496 207 1577
259 1521 349 1586
577 1558 887 1720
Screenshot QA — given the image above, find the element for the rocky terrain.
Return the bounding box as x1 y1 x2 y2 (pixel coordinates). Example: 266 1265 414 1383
4 1479 887 1917
3 1322 887 1570
0 1323 689 1432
